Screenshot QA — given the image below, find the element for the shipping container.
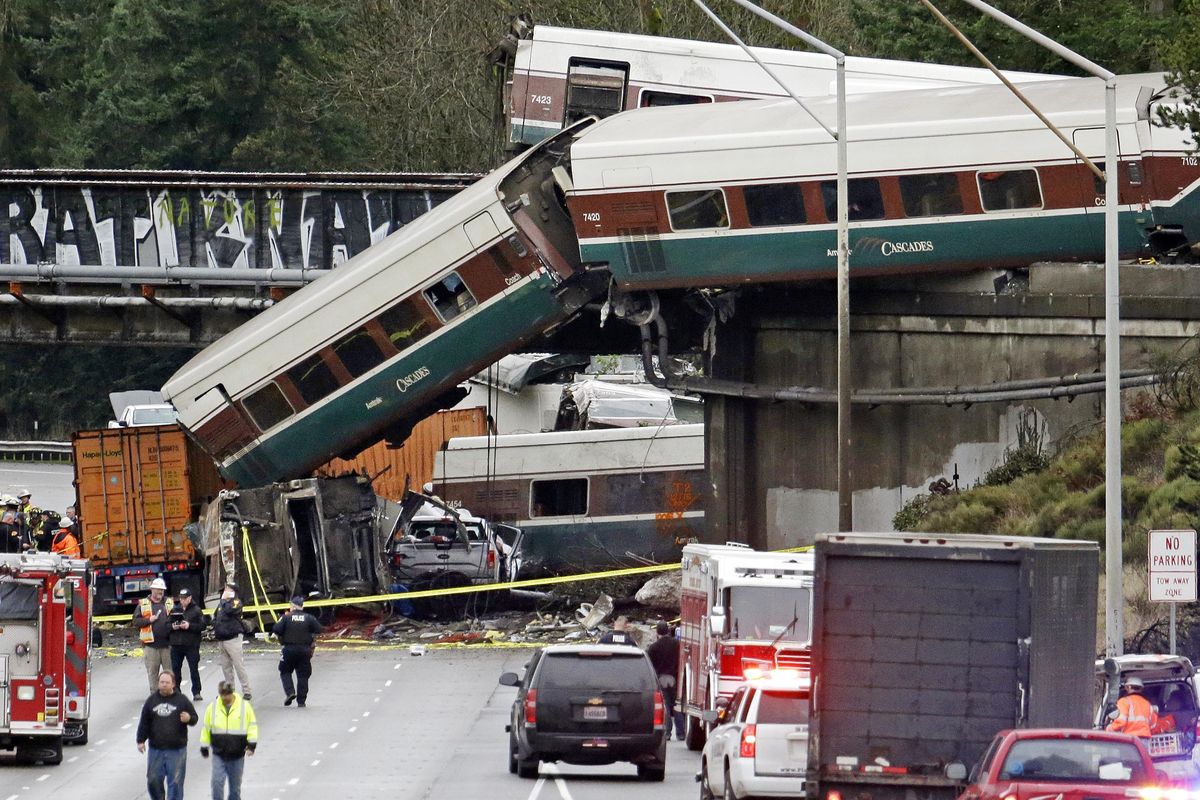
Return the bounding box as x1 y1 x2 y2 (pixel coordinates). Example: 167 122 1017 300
315 408 486 501
72 425 224 612
808 532 1099 800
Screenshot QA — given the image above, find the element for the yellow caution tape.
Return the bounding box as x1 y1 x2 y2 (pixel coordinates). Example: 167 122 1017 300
91 544 812 624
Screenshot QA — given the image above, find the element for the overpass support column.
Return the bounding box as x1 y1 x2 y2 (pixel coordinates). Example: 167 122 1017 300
704 312 760 548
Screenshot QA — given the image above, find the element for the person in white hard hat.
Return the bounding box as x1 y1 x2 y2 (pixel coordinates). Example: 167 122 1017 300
133 577 176 691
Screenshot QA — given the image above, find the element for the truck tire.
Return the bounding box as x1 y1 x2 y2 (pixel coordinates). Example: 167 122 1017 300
65 720 88 746
685 714 707 751
17 736 63 765
637 762 666 781
516 754 539 779
508 732 518 774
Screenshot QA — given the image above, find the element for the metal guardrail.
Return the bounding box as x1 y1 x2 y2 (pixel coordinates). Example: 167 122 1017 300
0 440 73 462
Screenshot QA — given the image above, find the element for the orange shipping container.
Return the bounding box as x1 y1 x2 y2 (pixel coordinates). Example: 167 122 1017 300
315 408 486 501
73 424 225 568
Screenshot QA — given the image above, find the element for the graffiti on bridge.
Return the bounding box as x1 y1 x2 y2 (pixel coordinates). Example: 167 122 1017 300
0 185 459 272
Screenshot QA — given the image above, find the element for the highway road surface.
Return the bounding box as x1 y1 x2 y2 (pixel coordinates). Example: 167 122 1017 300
0 644 703 800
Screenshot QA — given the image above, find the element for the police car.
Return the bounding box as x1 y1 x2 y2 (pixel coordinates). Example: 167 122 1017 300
699 668 809 799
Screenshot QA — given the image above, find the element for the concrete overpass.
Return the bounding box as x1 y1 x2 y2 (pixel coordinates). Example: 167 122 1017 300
0 169 477 345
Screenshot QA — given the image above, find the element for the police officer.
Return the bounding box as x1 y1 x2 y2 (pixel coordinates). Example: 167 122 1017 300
272 596 322 707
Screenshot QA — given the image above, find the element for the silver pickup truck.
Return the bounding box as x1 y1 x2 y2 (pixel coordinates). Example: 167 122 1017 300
385 491 522 615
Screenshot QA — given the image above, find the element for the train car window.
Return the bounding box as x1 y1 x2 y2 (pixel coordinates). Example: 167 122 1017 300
242 382 295 432
819 178 885 221
640 90 713 107
666 189 730 231
378 299 432 352
899 173 964 217
530 478 588 517
744 183 807 226
977 169 1043 211
332 327 385 378
287 353 339 405
423 271 477 322
565 60 628 126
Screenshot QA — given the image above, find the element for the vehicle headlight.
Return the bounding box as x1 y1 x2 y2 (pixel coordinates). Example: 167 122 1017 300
16 686 35 701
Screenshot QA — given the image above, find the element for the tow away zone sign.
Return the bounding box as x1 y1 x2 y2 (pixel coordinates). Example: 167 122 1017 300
1149 529 1197 603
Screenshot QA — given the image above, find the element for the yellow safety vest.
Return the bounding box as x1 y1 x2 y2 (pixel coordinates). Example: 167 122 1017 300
136 597 174 644
200 696 259 747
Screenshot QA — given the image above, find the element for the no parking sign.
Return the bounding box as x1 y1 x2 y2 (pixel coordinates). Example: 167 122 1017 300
1148 529 1197 603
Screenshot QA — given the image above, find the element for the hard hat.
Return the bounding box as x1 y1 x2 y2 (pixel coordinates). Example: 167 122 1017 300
17 489 30 498
1 495 15 506
1124 676 1145 691
150 578 168 591
58 517 72 529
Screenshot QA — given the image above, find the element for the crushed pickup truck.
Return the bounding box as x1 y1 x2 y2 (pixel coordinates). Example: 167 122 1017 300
196 480 522 621
385 491 523 617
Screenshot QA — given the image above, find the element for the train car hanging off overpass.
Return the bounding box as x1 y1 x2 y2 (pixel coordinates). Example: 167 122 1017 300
165 72 1199 486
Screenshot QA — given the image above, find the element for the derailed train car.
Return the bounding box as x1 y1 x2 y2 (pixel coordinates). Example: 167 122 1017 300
166 72 1199 490
163 121 606 486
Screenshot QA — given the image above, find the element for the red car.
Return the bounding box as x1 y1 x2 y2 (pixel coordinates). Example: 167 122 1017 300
958 729 1158 800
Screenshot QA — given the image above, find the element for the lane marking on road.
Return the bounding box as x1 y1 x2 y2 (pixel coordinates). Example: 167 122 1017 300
527 776 546 800
541 764 574 800
288 777 299 786
348 726 357 733
385 680 392 687
67 756 78 763
311 760 320 767
120 723 131 729
362 711 370 717
330 742 339 749
5 793 17 800
95 739 107 746
393 663 401 670
36 775 49 782
373 697 380 703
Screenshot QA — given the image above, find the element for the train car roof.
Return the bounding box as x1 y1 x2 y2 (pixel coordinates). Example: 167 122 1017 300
531 24 1060 93
569 73 1174 185
163 165 504 402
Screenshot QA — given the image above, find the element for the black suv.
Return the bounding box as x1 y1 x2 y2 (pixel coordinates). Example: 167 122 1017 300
499 643 668 781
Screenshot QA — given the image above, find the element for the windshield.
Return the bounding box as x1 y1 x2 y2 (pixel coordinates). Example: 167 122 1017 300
0 583 39 620
757 690 810 724
728 586 811 642
1000 739 1148 783
538 652 655 691
131 406 178 425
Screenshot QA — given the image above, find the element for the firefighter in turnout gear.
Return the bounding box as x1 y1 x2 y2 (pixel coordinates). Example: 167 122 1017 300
134 578 176 691
200 681 258 800
272 596 323 707
1107 676 1157 738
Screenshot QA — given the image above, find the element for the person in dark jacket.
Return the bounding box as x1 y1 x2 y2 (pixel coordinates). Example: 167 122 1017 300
647 621 686 739
272 596 323 707
212 582 252 700
200 681 258 800
169 588 207 701
597 615 637 646
136 671 198 800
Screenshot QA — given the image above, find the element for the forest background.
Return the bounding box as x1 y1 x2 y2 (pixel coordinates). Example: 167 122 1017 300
0 0 1197 437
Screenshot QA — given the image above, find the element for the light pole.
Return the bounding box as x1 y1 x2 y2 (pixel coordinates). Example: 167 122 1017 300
941 0 1122 655
691 0 854 532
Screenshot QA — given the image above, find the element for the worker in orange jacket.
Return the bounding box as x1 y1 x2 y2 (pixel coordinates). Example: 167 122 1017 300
50 518 81 558
1107 676 1156 737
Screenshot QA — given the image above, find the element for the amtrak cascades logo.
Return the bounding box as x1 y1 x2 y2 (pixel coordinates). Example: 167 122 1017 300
396 367 431 393
881 240 934 256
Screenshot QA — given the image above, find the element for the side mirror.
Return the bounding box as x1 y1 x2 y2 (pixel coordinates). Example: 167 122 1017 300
945 763 967 782
701 709 720 724
710 608 727 636
498 672 520 687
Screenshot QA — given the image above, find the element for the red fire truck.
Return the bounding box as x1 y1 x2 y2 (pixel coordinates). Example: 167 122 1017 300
678 543 814 751
0 552 93 764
